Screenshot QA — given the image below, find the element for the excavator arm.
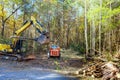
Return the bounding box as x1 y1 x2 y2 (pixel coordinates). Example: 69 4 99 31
15 16 45 36
11 16 49 53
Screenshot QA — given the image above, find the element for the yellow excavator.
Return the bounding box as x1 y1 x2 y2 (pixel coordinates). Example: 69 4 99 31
0 16 49 60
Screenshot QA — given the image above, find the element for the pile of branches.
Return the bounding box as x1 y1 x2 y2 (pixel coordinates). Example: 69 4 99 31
81 61 120 80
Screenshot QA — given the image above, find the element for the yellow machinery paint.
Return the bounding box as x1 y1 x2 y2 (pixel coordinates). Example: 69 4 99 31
0 44 12 52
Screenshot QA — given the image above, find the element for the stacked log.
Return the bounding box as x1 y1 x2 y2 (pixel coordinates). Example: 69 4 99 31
83 62 103 78
81 61 120 80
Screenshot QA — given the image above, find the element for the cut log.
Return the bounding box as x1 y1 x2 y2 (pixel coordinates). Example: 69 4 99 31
82 62 103 78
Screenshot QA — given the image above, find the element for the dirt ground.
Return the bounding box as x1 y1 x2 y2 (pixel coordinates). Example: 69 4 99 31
0 49 103 80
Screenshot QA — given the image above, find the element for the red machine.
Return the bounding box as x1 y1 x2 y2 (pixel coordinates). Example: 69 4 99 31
48 44 61 59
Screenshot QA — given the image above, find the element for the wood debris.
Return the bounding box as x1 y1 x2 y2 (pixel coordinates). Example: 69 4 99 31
102 62 120 80
81 61 120 80
115 50 120 59
82 62 103 78
23 54 36 60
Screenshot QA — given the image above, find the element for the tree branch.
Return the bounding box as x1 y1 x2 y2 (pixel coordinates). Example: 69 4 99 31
4 5 22 22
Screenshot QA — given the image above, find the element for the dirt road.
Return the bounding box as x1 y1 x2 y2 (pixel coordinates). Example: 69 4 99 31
0 58 78 80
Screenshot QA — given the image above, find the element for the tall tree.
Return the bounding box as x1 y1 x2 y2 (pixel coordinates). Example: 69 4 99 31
99 0 102 55
84 0 88 58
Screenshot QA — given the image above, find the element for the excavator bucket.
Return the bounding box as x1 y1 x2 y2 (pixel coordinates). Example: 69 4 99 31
36 32 49 44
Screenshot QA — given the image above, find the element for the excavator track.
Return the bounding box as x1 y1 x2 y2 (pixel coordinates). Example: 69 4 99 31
0 52 23 61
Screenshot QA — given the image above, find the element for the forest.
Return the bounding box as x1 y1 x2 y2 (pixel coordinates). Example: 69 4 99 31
0 0 120 80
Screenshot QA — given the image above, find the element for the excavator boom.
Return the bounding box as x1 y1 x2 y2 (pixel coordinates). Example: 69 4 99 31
15 21 32 36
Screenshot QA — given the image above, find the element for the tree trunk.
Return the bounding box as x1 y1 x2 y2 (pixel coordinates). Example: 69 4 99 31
1 21 5 37
99 0 102 55
12 4 16 35
109 32 111 52
66 27 70 48
1 1 4 37
109 1 112 53
103 33 106 52
84 0 88 58
92 16 95 55
90 21 92 55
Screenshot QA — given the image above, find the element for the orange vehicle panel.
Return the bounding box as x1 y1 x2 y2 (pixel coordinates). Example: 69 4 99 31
50 49 60 56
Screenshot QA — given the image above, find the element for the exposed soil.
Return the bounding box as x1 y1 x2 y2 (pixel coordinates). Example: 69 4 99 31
0 50 86 79
0 53 86 71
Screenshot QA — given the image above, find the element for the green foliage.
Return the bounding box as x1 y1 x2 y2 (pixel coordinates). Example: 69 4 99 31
54 61 61 70
0 36 11 44
70 43 86 54
87 0 120 34
104 52 113 61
